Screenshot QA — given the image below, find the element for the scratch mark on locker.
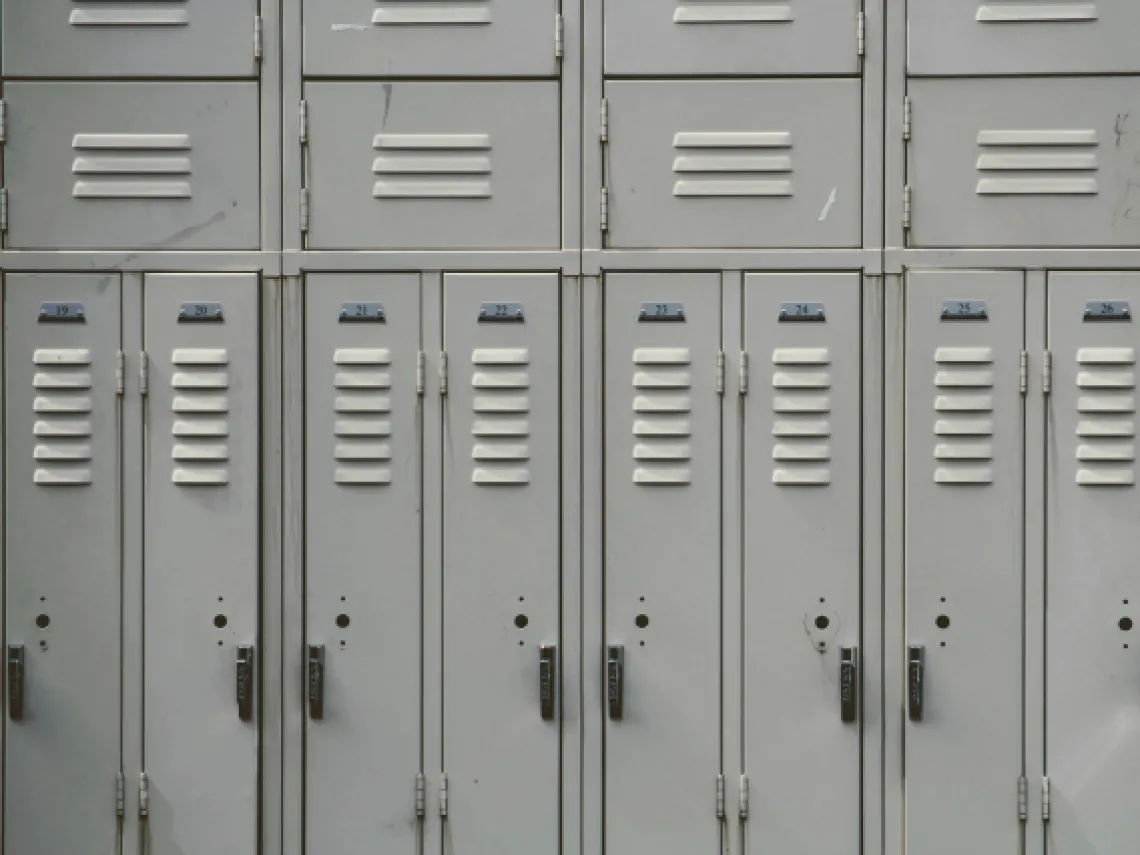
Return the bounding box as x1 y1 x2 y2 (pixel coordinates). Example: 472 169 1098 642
382 85 393 129
1115 114 1131 148
331 22 371 30
148 211 227 249
818 188 837 222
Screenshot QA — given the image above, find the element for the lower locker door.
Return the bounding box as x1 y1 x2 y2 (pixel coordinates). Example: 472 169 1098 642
304 275 424 854
904 272 1026 855
143 274 260 854
741 273 861 851
1046 273 1140 853
603 273 722 855
4 275 123 855
441 273 561 853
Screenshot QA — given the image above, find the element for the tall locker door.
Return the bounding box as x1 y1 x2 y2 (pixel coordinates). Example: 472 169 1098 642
740 273 861 852
904 272 1025 855
142 274 260 855
3 275 122 855
441 273 561 853
1045 273 1140 852
305 275 423 855
603 273 722 855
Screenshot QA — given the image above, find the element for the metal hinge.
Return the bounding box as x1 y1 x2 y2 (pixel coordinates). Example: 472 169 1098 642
739 350 749 396
300 188 310 234
716 351 725 396
1 188 9 233
857 11 865 56
138 773 150 818
139 351 150 397
1042 777 1051 823
116 772 125 819
555 13 564 58
715 774 725 820
1019 350 1028 395
116 351 125 397
902 185 912 231
903 96 912 141
300 100 309 146
600 98 609 143
1018 776 1028 822
439 351 449 396
415 773 426 819
439 774 449 819
416 351 426 396
253 15 264 62
0 99 8 144
739 775 750 821
600 187 609 232
1043 350 1053 396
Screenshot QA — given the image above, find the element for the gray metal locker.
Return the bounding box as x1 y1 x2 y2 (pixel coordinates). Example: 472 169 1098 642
603 273 722 855
3 83 260 250
304 275 423 855
908 0 1140 75
304 83 560 250
605 0 861 75
740 273 861 852
604 81 861 249
441 273 562 854
3 274 123 855
3 0 259 78
907 78 1140 248
142 274 260 855
1045 272 1140 853
904 272 1025 855
303 0 560 76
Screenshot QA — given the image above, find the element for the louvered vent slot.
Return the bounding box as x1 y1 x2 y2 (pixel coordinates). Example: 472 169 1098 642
672 132 793 198
472 348 530 486
333 348 393 485
33 348 94 486
373 134 492 199
72 134 192 200
975 130 1098 196
1075 347 1135 487
373 0 491 25
771 348 831 486
674 0 793 23
70 0 189 26
171 348 229 486
932 347 995 485
632 348 692 486
976 2 1097 22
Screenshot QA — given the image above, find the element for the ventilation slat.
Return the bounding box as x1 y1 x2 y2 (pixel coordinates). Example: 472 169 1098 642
633 442 691 461
472 419 529 437
34 444 93 462
172 468 228 486
335 371 392 389
935 394 994 412
772 370 830 389
935 466 994 485
773 394 830 413
34 372 93 390
473 468 530 485
772 469 831 486
772 419 831 438
335 394 392 414
34 348 91 365
35 420 93 438
335 443 393 461
335 418 392 437
935 347 994 363
334 348 391 365
172 371 228 390
372 4 492 25
674 2 793 23
34 468 93 486
633 394 692 413
473 348 529 365
773 347 829 365
976 3 1097 22
934 369 995 388
35 395 93 414
472 370 529 389
633 370 691 389
335 467 393 485
172 443 228 462
633 418 691 437
1078 347 1135 364
172 348 227 366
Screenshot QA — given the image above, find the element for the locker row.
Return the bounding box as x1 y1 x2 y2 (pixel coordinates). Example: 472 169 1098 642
4 269 1140 855
5 0 1140 77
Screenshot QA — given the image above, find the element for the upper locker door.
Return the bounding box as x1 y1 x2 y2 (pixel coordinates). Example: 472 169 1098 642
605 0 860 75
441 274 561 854
1046 273 1140 853
3 0 258 77
305 276 423 855
304 0 559 75
908 78 1140 248
143 274 260 855
909 0 1140 75
740 274 861 853
604 274 722 855
904 272 1025 855
3 275 122 855
605 81 861 249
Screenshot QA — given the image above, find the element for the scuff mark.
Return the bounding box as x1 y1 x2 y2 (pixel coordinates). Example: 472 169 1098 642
145 210 227 250
818 187 837 222
1116 113 1131 149
331 22 371 31
382 84 393 129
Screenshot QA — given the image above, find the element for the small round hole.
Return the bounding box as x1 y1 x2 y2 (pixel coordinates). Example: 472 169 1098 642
341 596 346 602
819 597 826 604
340 640 346 648
940 597 947 603
514 614 528 629
639 641 645 647
1126 599 1131 605
519 596 525 602
39 640 47 649
940 641 947 647
39 596 46 603
640 596 646 602
1120 617 1133 632
35 614 50 629
217 640 224 646
815 615 829 630
218 596 224 602
936 615 951 630
214 614 228 629
818 642 826 649
635 614 650 629
336 614 351 629
519 640 525 646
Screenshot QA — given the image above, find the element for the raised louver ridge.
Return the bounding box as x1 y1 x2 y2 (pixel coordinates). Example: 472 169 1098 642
975 129 1098 196
472 348 530 486
171 348 229 486
933 346 994 485
1075 347 1135 487
976 2 1097 22
674 0 793 23
672 132 793 198
373 134 492 199
33 348 94 486
771 347 830 486
333 348 393 485
373 0 491 25
633 347 692 486
69 0 189 26
72 133 192 199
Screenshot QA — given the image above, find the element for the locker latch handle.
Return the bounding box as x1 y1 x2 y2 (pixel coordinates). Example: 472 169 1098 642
7 645 25 721
236 644 255 722
308 644 326 720
607 645 625 720
840 646 859 723
539 644 557 721
908 645 925 722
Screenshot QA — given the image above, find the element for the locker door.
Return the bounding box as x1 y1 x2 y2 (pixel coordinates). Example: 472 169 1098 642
305 275 423 855
304 0 558 76
3 0 258 77
740 273 861 852
1045 272 1140 853
603 273 722 855
3 274 122 855
904 272 1025 855
605 0 860 75
441 273 561 854
909 0 1140 75
143 274 260 855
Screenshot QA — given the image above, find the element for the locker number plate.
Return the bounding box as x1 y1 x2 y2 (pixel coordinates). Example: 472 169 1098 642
639 302 685 322
38 301 86 323
479 302 525 322
941 301 988 321
340 302 386 323
779 302 826 322
1084 301 1131 322
178 302 224 323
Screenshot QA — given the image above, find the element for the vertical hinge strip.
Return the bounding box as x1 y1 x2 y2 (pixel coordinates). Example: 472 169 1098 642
715 351 725 396
0 99 8 145
902 185 912 231
300 100 309 146
116 772 125 818
1042 777 1051 823
439 351 449 397
857 11 865 56
1 188 9 233
555 13 564 58
1019 350 1028 396
903 96 912 141
439 774 449 819
600 187 609 233
1017 776 1028 822
138 773 150 818
116 351 125 397
600 98 609 143
1043 350 1053 396
253 15 264 62
715 774 725 820
739 350 749 396
139 351 150 397
416 351 426 397
415 773 426 819
300 188 310 234
739 774 750 821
